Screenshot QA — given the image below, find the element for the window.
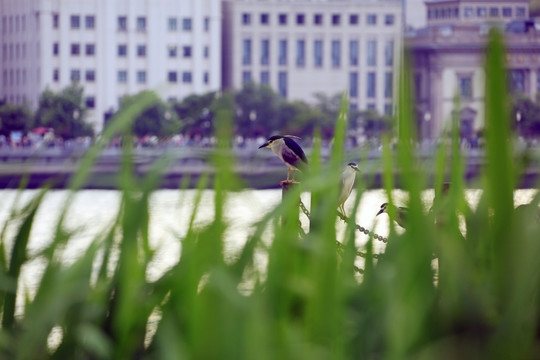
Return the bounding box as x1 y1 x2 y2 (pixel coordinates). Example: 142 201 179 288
85 15 95 29
85 70 95 82
204 17 210 31
183 18 192 31
278 14 287 25
459 76 472 98
367 72 376 98
183 46 192 58
385 72 393 98
53 13 59 29
117 70 127 83
242 71 251 84
385 14 395 25
168 17 177 31
349 40 358 66
384 40 394 66
86 44 95 56
118 44 127 57
314 14 323 25
296 14 305 25
242 13 251 25
349 14 359 25
464 7 474 17
261 71 269 85
509 69 525 94
204 46 209 58
168 71 177 83
477 7 487 17
261 13 269 25
489 7 499 17
332 14 340 26
517 7 526 18
278 39 287 65
296 39 305 67
278 71 287 97
331 40 341 68
118 16 127 31
182 71 192 83
536 70 540 92
367 40 377 66
137 17 146 31
137 70 146 84
137 45 146 57
242 39 252 65
71 43 80 56
70 15 80 29
367 14 377 25
261 39 269 65
349 72 358 97
168 45 177 57
502 7 512 17
53 69 59 82
71 69 81 82
203 72 209 84
85 96 95 109
314 40 323 67
53 42 59 55
384 104 392 116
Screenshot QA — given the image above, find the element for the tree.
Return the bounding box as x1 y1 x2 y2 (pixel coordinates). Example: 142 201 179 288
234 83 283 137
511 95 540 138
35 83 94 139
120 91 181 138
0 102 33 136
172 91 217 136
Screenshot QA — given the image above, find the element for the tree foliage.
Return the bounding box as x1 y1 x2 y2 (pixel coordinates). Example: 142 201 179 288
119 91 181 138
511 95 540 138
34 83 94 139
0 101 33 136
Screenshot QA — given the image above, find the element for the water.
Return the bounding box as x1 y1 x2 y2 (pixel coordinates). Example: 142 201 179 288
0 188 537 299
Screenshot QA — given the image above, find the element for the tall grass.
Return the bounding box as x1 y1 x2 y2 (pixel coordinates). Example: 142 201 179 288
1 30 540 359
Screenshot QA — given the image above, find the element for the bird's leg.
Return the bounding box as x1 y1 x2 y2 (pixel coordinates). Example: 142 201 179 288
280 168 291 186
291 169 297 182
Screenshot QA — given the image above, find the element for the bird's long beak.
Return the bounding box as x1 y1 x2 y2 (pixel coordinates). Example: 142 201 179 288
376 208 385 216
258 142 269 149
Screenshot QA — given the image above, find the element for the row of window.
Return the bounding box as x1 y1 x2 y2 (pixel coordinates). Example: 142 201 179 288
454 69 533 101
2 68 29 86
2 43 30 61
241 12 395 27
49 69 209 85
1 15 27 34
348 71 393 99
241 39 393 68
428 5 526 20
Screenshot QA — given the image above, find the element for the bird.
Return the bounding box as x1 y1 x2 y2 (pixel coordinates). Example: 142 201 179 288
258 135 308 185
338 162 359 217
376 202 408 228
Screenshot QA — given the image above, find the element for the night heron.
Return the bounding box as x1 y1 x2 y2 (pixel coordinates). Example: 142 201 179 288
258 135 308 184
338 162 359 217
376 202 408 228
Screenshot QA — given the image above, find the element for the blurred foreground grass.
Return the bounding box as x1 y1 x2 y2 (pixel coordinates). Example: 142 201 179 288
1 30 540 360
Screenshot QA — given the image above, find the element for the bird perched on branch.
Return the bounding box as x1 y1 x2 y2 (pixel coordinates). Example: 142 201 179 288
258 135 308 185
338 162 359 217
376 202 408 228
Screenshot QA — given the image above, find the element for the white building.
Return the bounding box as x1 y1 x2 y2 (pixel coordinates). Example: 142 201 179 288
222 0 402 116
0 0 222 133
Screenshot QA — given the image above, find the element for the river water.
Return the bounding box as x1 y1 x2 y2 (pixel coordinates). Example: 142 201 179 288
0 188 537 299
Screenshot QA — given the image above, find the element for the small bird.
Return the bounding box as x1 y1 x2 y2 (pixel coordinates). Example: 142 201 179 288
259 135 308 185
376 202 408 228
338 162 359 217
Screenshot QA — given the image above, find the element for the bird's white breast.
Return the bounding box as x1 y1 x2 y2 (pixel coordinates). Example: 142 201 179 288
339 168 356 203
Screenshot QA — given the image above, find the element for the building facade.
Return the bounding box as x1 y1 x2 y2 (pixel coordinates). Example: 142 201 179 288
0 0 222 133
407 0 536 139
222 0 402 116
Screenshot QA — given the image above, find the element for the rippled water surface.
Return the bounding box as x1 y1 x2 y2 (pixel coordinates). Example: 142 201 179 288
0 188 537 300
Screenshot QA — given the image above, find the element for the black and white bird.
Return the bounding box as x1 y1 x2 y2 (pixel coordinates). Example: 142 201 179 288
338 162 359 217
376 202 408 228
258 135 308 184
